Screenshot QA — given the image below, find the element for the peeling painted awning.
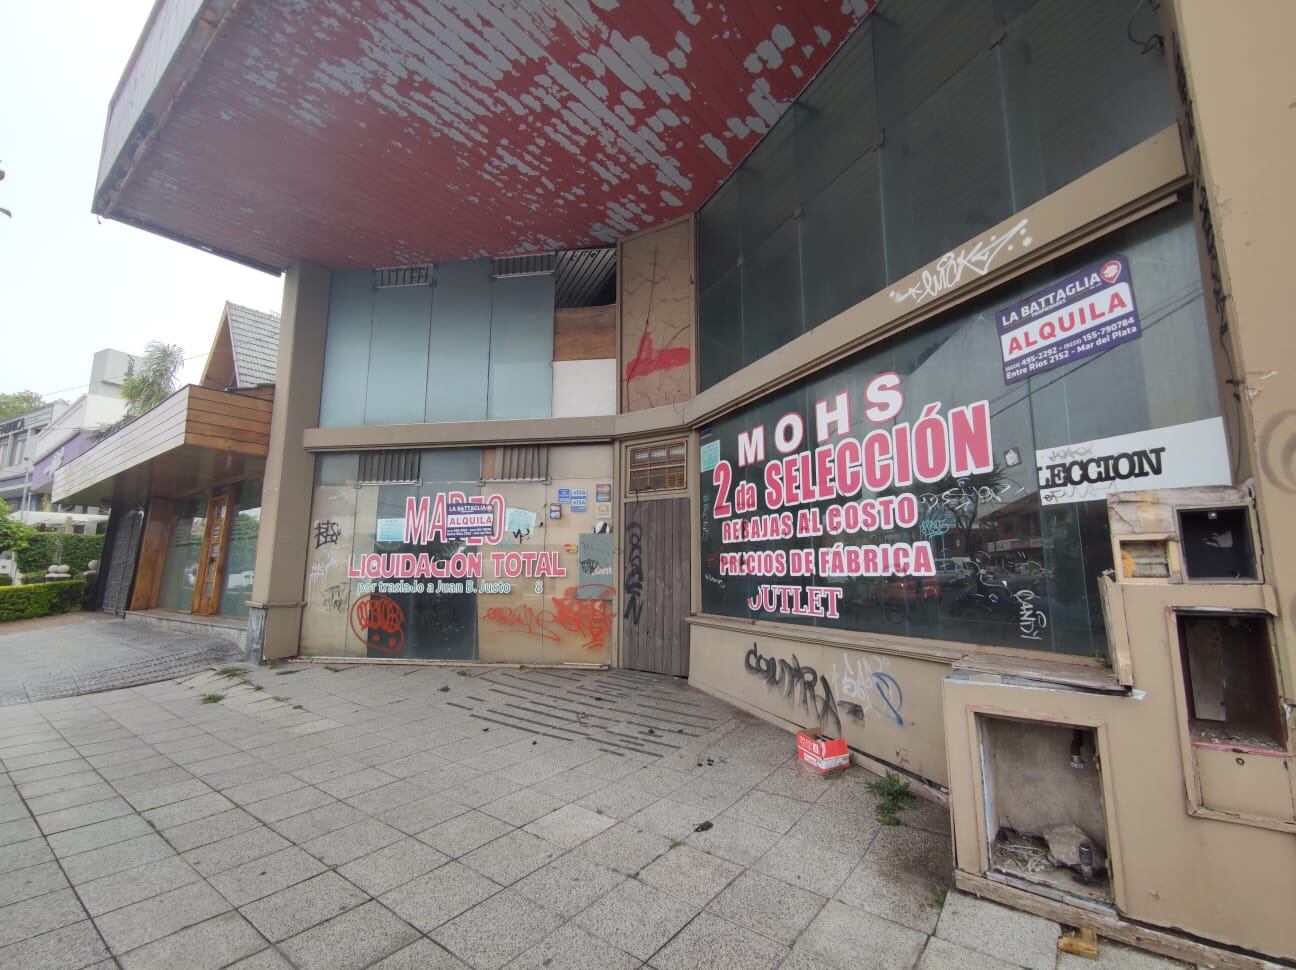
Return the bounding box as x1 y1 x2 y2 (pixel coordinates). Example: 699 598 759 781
95 0 875 272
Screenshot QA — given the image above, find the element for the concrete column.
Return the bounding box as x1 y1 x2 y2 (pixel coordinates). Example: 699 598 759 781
247 261 331 662
1168 1 1296 677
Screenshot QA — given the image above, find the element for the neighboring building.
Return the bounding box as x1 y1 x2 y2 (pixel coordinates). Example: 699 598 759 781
0 400 67 511
54 304 278 641
90 2 1296 964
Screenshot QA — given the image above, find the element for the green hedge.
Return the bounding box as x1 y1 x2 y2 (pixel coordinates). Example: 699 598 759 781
0 580 85 623
16 533 104 575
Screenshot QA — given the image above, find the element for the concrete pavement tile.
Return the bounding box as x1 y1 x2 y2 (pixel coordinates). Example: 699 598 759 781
300 817 403 867
510 924 640 970
240 870 368 941
753 834 858 898
511 851 626 919
934 891 1058 970
220 774 306 807
93 880 232 954
639 845 742 907
317 767 399 799
797 900 929 970
671 777 750 815
652 912 790 970
379 861 500 932
0 919 110 970
629 797 716 840
342 779 435 815
25 782 118 816
576 781 662 819
225 945 294 968
0 816 40 846
707 870 825 945
786 801 880 860
163 807 261 851
578 822 672 875
524 803 617 848
141 791 235 829
110 766 195 795
408 762 482 793
575 877 699 961
430 888 563 970
48 813 152 857
0 860 67 906
184 826 293 877
1058 940 1190 968
685 816 780 866
59 834 175 883
292 757 368 784
336 837 449 896
209 846 328 906
461 828 561 885
439 772 523 808
371 938 470 969
117 911 268 970
532 769 608 802
416 809 514 857
722 789 812 835
97 755 174 782
78 855 200 917
836 824 952 934
377 792 469 834
245 785 336 823
277 901 419 970
269 800 365 842
479 787 566 827
121 779 213 812
918 937 1025 969
15 770 103 799
3 746 83 771
0 798 32 822
0 886 86 946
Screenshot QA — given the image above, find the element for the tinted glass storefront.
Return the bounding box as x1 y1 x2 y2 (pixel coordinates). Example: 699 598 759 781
699 207 1225 659
301 445 617 664
154 478 263 617
698 0 1175 389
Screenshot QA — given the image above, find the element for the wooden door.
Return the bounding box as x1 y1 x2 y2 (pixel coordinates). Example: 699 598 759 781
192 492 234 615
621 497 691 676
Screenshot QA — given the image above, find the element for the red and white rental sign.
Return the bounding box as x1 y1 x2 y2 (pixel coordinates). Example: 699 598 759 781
997 255 1141 384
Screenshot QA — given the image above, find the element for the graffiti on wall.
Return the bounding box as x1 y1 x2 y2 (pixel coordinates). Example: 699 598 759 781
350 594 405 655
888 218 1032 307
314 520 341 548
830 653 905 727
622 520 644 625
744 643 843 734
483 584 615 650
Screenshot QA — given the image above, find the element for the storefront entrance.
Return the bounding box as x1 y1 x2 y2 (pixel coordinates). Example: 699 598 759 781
192 492 233 614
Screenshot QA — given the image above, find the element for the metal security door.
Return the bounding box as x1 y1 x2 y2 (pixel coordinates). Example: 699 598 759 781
621 498 690 676
101 507 144 614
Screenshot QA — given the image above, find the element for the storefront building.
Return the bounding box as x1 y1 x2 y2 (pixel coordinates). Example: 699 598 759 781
94 1 1296 963
54 304 278 637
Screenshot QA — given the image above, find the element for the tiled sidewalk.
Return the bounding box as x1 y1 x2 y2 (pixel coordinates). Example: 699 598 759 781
0 662 1189 969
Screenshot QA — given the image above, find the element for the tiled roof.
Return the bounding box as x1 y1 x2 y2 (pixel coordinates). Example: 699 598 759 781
225 302 280 388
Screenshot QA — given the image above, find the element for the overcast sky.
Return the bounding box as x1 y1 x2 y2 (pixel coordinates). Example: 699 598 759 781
0 2 284 401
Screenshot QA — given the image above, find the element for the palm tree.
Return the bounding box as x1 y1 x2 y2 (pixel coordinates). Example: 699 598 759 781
94 341 185 439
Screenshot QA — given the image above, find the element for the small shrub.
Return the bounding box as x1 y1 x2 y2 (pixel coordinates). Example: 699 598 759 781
0 580 85 623
21 573 47 585
865 771 918 826
201 694 224 704
0 575 11 588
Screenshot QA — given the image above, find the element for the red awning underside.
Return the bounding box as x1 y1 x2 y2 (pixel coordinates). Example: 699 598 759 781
99 0 874 271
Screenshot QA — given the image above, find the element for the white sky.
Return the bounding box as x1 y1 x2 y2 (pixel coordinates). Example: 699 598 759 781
0 2 284 401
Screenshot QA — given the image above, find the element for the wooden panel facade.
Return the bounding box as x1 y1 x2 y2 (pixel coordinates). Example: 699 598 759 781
129 498 176 611
621 497 691 677
554 305 616 361
54 385 274 505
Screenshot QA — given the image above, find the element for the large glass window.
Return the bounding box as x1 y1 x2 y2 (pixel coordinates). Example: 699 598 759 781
156 493 209 613
219 478 262 618
697 0 1175 389
699 208 1223 659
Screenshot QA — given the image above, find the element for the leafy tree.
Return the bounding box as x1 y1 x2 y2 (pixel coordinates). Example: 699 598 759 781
95 341 185 439
0 390 45 422
0 498 34 555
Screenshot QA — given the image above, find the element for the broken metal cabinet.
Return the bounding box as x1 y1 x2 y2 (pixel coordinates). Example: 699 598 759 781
943 486 1296 966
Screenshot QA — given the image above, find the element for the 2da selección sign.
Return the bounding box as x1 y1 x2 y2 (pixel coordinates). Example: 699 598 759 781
998 256 1141 384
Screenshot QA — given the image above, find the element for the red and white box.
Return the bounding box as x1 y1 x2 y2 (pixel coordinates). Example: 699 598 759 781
796 729 850 773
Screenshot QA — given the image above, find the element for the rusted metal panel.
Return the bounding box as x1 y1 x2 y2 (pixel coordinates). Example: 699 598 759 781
622 496 691 677
99 0 875 271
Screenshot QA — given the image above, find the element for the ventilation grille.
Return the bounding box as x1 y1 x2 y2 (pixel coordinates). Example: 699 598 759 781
493 253 556 278
374 265 432 289
483 446 549 482
628 440 687 494
358 450 421 484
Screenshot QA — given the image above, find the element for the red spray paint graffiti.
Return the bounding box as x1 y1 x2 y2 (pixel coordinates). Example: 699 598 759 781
350 594 405 655
483 585 615 651
625 331 690 381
